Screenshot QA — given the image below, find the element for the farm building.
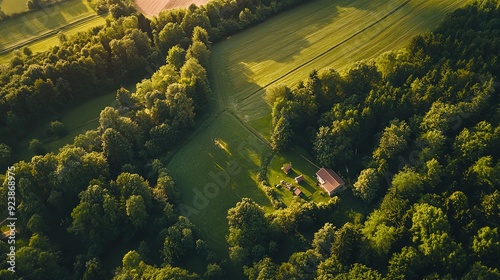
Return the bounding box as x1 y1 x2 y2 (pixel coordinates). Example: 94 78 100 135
316 168 345 196
281 163 292 174
294 175 304 183
294 188 302 196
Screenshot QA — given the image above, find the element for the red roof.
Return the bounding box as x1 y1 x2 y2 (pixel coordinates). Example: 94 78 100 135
316 168 345 194
294 188 302 196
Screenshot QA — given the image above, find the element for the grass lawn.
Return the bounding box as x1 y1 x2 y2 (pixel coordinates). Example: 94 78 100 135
13 89 120 162
267 150 330 205
0 0 29 15
167 111 273 255
0 0 103 61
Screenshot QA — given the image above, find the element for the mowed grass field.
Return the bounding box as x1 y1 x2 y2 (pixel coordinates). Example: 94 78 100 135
0 0 29 15
0 0 105 63
0 16 105 64
167 111 273 253
167 0 472 255
213 0 471 133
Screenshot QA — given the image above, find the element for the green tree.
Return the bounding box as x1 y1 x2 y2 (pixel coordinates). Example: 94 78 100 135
204 263 224 280
69 184 122 252
186 41 210 67
29 138 45 155
244 257 277 280
271 115 293 151
102 128 133 172
167 45 186 70
353 168 380 203
462 262 500 280
391 168 424 200
158 23 186 52
227 198 268 264
373 120 411 164
472 226 500 260
331 222 360 264
387 246 424 280
0 143 12 168
116 87 134 108
312 223 336 258
83 258 105 280
47 121 67 138
126 195 148 227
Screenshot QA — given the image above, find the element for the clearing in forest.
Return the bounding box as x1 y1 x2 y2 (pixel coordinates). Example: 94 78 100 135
170 0 474 254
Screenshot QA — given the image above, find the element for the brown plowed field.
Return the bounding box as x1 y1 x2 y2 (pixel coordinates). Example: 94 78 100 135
135 0 210 16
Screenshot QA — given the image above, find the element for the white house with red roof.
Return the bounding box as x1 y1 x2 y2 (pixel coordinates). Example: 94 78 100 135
316 168 346 196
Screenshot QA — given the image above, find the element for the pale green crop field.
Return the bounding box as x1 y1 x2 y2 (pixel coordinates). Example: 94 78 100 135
0 0 103 62
0 0 29 15
213 0 470 131
0 15 105 64
167 0 471 255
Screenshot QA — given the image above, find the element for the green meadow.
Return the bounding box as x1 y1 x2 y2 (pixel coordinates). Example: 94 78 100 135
0 0 29 15
167 111 274 252
167 0 471 255
0 15 105 63
0 0 105 62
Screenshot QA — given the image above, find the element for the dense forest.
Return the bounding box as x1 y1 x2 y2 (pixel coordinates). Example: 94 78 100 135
1 0 500 279
259 0 500 278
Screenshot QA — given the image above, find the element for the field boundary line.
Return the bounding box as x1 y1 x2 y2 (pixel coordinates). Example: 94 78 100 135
240 0 412 102
227 109 272 148
0 13 103 55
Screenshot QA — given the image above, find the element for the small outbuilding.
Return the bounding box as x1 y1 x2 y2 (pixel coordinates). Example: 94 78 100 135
294 175 304 184
281 163 292 174
294 188 302 196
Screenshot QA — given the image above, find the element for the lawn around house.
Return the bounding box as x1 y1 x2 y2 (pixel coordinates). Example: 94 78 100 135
165 0 472 258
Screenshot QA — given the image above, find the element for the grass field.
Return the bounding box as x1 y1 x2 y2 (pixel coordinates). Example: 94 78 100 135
166 0 472 257
167 111 274 252
0 0 105 63
13 90 119 162
0 0 29 15
0 15 105 64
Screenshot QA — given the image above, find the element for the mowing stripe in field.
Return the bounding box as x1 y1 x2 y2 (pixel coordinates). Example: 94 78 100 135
0 0 97 52
239 0 412 103
0 15 106 64
0 14 102 55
